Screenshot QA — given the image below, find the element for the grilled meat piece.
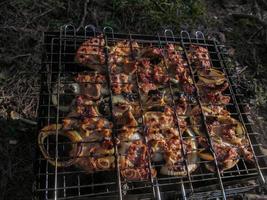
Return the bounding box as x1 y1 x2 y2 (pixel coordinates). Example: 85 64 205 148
75 35 105 72
188 45 212 71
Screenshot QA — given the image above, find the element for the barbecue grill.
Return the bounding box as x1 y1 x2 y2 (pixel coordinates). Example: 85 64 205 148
34 24 267 200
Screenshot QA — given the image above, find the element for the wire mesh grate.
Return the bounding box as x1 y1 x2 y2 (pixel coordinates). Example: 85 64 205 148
34 25 267 200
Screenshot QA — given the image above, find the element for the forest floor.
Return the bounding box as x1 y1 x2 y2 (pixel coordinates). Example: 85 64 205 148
0 0 267 199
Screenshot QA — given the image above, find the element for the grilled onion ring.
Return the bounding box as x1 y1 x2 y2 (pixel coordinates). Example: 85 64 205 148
38 124 82 167
121 168 157 180
95 156 115 170
76 156 115 173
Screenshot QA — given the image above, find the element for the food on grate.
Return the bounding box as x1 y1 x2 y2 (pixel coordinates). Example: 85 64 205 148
73 139 116 173
139 46 163 65
189 45 230 105
110 58 137 75
111 73 134 95
239 145 254 163
188 45 212 70
147 127 180 162
79 117 113 140
75 72 106 83
144 105 196 176
197 68 230 105
112 95 141 119
160 129 198 176
144 110 174 129
172 92 188 115
201 92 231 105
198 137 239 172
119 140 157 180
137 59 168 94
67 96 102 118
207 115 246 146
109 41 138 75
190 105 230 135
191 105 246 145
191 102 253 171
197 80 229 96
121 168 157 180
165 44 195 94
144 106 187 133
75 35 106 72
117 127 143 141
119 141 148 168
75 72 108 99
142 89 167 109
109 40 139 59
40 36 256 182
198 68 226 85
76 156 116 173
38 124 83 167
138 47 165 89
38 122 115 172
52 81 80 112
115 109 138 128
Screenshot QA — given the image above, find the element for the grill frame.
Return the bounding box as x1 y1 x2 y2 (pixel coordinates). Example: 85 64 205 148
34 25 267 200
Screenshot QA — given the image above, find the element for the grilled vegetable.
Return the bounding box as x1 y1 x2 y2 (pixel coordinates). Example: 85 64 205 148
198 68 226 85
38 124 82 167
198 149 214 161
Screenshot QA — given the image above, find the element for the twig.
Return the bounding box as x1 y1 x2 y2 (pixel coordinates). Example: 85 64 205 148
31 8 55 21
10 54 31 59
249 27 264 42
78 0 90 31
237 66 248 75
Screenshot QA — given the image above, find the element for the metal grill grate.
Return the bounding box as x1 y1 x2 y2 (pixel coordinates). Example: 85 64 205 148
34 25 267 200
